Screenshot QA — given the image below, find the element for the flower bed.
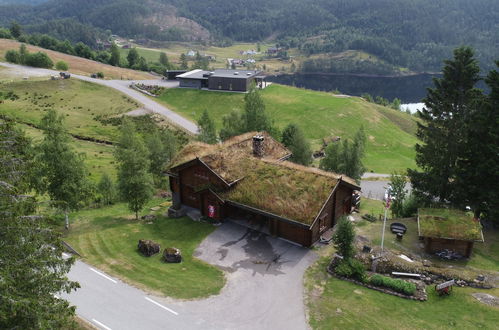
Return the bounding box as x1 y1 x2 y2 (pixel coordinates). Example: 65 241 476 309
327 260 427 301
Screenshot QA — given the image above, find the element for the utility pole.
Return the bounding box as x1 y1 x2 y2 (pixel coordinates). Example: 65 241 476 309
380 188 391 253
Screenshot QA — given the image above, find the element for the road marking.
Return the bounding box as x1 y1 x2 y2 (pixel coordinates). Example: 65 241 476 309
89 267 117 284
145 297 178 315
92 318 113 330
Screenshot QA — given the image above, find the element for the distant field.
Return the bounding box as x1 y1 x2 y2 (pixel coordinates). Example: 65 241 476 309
156 84 418 173
121 41 297 73
0 79 139 142
0 38 155 80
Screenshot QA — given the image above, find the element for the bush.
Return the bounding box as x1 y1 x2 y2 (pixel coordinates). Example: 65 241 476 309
96 72 104 78
55 60 69 71
369 274 416 295
401 194 420 217
5 49 20 63
334 258 367 282
25 52 53 68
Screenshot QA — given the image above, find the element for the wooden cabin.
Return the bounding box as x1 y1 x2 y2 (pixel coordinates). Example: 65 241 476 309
417 208 484 258
166 132 360 247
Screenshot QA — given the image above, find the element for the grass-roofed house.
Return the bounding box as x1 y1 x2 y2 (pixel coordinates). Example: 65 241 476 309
165 132 360 247
417 208 484 258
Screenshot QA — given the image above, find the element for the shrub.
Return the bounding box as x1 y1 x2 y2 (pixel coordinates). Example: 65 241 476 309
335 260 353 278
401 194 420 217
55 60 69 71
332 217 355 259
96 72 104 78
25 52 53 68
5 49 20 63
369 274 416 295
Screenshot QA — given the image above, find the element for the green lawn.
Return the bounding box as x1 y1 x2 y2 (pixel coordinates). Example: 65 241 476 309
156 84 419 172
305 257 499 330
0 79 140 142
65 200 225 299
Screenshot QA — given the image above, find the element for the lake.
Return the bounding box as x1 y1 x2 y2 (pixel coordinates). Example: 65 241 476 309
267 73 440 103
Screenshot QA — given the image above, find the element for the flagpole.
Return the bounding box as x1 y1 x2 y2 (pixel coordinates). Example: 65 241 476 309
381 192 390 254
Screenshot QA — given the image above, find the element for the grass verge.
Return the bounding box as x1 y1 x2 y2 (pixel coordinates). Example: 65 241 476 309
64 200 225 299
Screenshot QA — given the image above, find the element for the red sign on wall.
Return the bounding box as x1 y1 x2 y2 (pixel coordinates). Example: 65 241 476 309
208 205 215 218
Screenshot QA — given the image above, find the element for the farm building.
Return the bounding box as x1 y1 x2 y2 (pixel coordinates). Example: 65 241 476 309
166 132 360 247
417 208 484 258
176 69 266 92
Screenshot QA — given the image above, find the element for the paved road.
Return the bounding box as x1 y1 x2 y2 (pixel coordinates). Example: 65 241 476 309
62 222 317 330
0 62 198 134
360 179 412 200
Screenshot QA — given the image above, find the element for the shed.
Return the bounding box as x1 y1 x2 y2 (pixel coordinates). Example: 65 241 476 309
417 208 484 258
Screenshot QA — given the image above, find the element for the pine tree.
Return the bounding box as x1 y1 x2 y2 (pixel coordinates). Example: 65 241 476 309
116 120 154 219
127 47 139 67
159 52 169 67
332 217 355 259
281 123 312 165
9 21 21 39
0 119 79 328
320 141 342 173
452 61 499 220
198 109 217 144
109 42 121 66
33 109 93 229
408 47 482 203
389 172 407 218
179 53 188 70
244 84 271 132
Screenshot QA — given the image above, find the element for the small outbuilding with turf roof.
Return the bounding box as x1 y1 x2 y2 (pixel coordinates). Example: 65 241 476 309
165 132 360 247
417 208 484 258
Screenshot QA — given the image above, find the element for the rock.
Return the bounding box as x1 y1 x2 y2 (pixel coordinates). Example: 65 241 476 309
476 274 485 281
163 247 182 263
150 206 161 211
354 289 363 295
422 260 432 267
471 293 499 307
138 239 160 257
141 214 156 221
336 308 342 314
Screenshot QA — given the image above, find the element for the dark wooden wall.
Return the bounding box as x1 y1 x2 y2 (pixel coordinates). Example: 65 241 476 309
424 237 474 257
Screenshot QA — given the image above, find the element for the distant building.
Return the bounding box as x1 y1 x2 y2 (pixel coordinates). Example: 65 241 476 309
176 69 267 92
267 47 281 55
187 50 196 57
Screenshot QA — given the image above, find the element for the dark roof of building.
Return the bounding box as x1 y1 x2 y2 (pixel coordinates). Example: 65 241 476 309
176 69 265 81
418 208 484 242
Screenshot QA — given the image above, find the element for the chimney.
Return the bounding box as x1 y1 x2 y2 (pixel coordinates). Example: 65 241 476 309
252 135 265 157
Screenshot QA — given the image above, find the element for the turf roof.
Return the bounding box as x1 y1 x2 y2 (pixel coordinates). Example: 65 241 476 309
222 159 340 225
168 131 290 182
418 208 483 242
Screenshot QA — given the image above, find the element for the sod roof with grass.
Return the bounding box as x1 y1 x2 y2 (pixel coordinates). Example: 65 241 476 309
169 132 359 225
169 131 290 183
222 159 341 225
418 208 483 242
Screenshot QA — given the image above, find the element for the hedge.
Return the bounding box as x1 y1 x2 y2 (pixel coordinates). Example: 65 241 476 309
369 274 416 295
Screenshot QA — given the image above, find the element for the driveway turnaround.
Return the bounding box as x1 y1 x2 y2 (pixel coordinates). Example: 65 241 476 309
61 222 317 330
0 62 198 134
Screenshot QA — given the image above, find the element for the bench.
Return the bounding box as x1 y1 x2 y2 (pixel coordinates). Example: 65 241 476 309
391 272 421 279
435 279 455 296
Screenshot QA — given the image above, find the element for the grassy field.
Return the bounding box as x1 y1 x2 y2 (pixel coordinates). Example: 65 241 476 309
156 84 419 172
0 78 139 142
0 38 154 80
305 257 499 330
120 41 296 73
65 200 225 299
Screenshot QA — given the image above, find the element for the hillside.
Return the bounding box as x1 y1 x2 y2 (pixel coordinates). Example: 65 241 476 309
156 84 419 173
0 38 154 79
1 0 497 72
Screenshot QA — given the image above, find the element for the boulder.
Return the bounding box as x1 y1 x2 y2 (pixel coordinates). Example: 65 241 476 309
138 239 160 257
163 247 182 263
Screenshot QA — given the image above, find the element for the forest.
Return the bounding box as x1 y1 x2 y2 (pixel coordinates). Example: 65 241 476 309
0 0 497 72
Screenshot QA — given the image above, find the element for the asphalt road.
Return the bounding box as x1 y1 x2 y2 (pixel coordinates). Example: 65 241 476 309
0 62 198 134
360 179 412 200
62 222 317 330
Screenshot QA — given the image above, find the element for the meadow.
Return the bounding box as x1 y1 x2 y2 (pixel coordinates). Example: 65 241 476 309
157 84 419 173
